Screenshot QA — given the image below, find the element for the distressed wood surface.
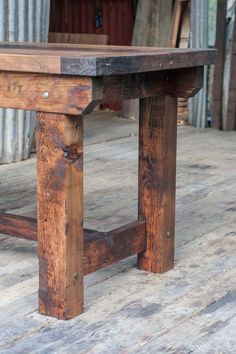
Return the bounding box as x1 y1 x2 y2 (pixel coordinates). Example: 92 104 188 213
167 66 204 98
0 72 97 115
102 67 204 102
83 221 146 275
0 114 236 352
170 0 190 47
131 0 173 48
0 213 37 240
0 67 203 115
211 0 227 130
48 32 109 45
225 2 236 131
36 113 84 319
0 42 217 76
138 96 177 273
0 214 146 275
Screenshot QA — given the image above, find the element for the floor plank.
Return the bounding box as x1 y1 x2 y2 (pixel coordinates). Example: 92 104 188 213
0 112 236 353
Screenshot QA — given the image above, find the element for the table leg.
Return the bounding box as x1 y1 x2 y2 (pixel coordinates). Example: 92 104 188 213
137 95 178 273
36 112 84 319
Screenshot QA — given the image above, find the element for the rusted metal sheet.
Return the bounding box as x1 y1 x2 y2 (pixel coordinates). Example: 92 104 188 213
49 0 134 45
0 0 50 164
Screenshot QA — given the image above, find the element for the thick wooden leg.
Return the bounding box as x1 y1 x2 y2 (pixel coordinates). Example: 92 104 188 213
36 112 83 319
137 95 177 273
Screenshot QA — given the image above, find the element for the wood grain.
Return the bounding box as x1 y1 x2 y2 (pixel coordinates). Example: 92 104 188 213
83 221 146 274
0 214 146 275
0 72 96 115
0 68 205 115
102 72 167 102
167 66 204 98
102 67 203 102
0 53 60 74
36 112 84 319
211 0 227 129
137 95 177 273
0 118 235 351
0 42 217 76
49 32 109 45
0 213 37 240
62 51 217 77
225 2 236 131
170 0 190 47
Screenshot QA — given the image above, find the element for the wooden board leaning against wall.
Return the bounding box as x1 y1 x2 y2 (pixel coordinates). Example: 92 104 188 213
121 0 191 126
170 0 191 125
211 0 236 131
121 0 173 120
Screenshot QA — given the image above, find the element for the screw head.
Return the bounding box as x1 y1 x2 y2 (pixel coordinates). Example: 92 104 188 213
166 231 171 238
42 91 49 99
73 272 79 280
73 272 79 285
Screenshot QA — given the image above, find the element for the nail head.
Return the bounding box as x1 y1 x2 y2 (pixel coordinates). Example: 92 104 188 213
42 91 49 99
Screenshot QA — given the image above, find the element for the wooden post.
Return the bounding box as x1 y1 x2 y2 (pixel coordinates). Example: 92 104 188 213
211 0 227 129
137 95 177 273
225 3 236 131
36 112 84 319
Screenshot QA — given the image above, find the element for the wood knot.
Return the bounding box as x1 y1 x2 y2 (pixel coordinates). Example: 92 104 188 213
63 144 81 164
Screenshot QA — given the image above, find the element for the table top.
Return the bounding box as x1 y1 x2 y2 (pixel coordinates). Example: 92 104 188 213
0 42 217 76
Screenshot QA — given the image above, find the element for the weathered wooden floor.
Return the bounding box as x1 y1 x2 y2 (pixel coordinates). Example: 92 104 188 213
0 112 236 354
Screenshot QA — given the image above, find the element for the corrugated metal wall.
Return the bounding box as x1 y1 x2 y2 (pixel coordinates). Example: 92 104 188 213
49 0 135 45
189 0 209 128
0 0 50 164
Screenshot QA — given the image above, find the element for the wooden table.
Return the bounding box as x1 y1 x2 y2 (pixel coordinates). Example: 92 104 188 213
0 43 216 319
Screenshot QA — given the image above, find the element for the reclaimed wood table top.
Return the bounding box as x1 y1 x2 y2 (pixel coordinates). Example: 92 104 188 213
0 42 217 76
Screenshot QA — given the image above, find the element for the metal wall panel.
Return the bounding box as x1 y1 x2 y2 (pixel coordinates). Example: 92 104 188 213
0 0 50 164
49 0 134 45
189 0 209 128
